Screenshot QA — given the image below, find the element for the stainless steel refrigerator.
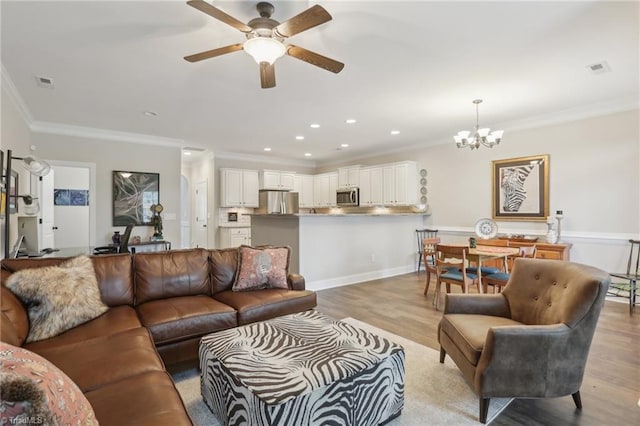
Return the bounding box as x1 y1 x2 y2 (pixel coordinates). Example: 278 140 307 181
256 190 299 214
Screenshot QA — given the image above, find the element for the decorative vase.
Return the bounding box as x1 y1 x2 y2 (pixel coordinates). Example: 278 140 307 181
546 223 558 244
112 231 121 245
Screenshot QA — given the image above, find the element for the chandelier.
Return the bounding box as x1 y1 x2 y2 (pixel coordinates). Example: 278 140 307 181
454 99 504 149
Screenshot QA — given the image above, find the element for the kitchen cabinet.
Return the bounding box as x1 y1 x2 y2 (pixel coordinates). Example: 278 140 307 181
382 161 417 206
261 170 295 190
293 174 315 208
338 166 360 189
313 172 338 207
220 169 259 208
220 227 251 248
359 167 383 206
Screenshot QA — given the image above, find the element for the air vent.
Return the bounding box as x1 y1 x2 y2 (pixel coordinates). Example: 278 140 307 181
35 76 55 89
586 61 611 75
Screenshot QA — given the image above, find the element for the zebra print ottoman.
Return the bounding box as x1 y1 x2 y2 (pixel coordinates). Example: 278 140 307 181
199 310 405 426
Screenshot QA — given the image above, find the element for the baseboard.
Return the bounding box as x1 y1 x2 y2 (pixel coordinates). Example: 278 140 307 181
306 264 415 291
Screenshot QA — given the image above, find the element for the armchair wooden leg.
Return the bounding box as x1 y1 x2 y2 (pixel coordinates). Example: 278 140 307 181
439 347 446 363
572 391 582 409
479 398 490 423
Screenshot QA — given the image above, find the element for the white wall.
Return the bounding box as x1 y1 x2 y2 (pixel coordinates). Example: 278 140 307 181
30 133 182 247
184 152 216 248
1 83 32 257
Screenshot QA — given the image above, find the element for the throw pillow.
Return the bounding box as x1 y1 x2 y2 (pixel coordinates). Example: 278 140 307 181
232 245 290 291
0 342 98 425
6 256 109 343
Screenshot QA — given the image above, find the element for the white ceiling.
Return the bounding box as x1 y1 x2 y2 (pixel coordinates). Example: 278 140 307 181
2 1 638 166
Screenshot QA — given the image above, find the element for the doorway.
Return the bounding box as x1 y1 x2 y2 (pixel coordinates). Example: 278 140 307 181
38 161 96 249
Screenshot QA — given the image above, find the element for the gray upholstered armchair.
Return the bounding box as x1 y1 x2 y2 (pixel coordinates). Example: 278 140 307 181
438 258 610 423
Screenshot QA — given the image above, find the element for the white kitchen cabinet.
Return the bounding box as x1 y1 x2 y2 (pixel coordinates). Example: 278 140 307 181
219 227 251 248
359 166 383 206
220 169 259 208
293 174 315 208
313 172 338 207
382 161 418 206
261 170 295 190
338 166 360 189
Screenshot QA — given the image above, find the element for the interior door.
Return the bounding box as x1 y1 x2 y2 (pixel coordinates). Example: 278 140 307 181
194 180 208 248
39 169 55 249
52 166 90 248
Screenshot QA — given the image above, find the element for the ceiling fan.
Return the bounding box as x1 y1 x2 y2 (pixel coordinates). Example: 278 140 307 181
184 0 344 88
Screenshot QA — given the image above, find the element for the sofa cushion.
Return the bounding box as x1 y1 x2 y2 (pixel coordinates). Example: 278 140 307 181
1 286 29 346
6 256 109 343
32 327 165 392
85 371 193 426
0 342 98 426
24 305 141 353
213 289 317 325
439 314 522 365
137 295 237 345
233 245 290 291
135 248 210 304
209 247 239 294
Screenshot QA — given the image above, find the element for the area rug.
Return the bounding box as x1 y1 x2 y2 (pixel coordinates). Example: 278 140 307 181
172 317 512 425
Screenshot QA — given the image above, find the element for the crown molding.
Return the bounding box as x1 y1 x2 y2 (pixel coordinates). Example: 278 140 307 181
30 121 184 147
215 150 316 168
1 63 34 125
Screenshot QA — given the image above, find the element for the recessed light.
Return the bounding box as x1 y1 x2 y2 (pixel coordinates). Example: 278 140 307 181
346 119 356 124
310 123 320 129
143 111 158 117
295 135 305 140
341 144 349 148
304 153 312 157
264 147 272 152
183 151 192 156
390 130 400 135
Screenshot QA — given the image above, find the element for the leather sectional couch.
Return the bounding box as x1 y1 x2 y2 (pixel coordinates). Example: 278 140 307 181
1 248 317 425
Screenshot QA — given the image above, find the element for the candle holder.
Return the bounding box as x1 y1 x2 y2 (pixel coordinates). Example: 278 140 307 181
555 210 564 243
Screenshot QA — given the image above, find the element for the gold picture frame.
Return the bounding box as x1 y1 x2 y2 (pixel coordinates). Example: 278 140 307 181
492 154 549 221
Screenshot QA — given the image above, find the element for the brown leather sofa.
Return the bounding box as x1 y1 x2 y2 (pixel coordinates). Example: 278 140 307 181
1 248 317 426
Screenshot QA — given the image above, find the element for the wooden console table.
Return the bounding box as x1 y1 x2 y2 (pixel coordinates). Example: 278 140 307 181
495 238 572 260
109 240 171 254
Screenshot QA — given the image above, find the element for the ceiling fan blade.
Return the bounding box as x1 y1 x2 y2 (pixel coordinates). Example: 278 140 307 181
184 43 244 62
187 0 252 33
274 5 332 38
260 62 276 89
286 45 344 74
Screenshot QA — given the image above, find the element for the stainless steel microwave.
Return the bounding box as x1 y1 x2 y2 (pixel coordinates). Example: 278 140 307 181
336 188 359 207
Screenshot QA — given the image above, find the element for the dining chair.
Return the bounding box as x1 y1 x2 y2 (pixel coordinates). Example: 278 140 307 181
415 229 438 272
484 245 537 293
434 244 480 310
466 239 509 276
608 239 640 315
422 237 440 296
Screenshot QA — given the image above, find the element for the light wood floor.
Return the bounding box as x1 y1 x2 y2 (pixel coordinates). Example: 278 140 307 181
315 271 640 426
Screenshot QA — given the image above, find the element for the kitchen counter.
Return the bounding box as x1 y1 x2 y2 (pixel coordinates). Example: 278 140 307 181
251 214 426 290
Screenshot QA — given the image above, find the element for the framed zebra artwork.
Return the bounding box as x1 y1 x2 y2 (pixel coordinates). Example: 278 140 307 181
492 154 549 221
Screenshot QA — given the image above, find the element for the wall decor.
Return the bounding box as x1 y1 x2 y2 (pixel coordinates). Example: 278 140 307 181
112 171 159 226
8 170 18 214
54 189 89 206
492 154 549 221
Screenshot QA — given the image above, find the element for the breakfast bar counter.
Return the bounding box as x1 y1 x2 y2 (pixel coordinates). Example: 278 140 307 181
251 213 427 290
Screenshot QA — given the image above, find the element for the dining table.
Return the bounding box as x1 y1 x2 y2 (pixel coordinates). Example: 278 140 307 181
468 245 520 293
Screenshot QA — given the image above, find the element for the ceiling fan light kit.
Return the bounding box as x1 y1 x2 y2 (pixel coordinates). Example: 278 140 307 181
454 99 504 150
184 0 344 89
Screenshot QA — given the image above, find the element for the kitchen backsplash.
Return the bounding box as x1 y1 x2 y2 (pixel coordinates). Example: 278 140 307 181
219 207 252 227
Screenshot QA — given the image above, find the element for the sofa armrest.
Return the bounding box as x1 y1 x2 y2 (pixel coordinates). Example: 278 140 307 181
444 294 510 317
287 274 306 291
475 323 573 396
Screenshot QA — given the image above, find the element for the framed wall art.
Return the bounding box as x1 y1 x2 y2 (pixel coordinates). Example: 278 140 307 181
492 154 549 221
112 171 159 226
